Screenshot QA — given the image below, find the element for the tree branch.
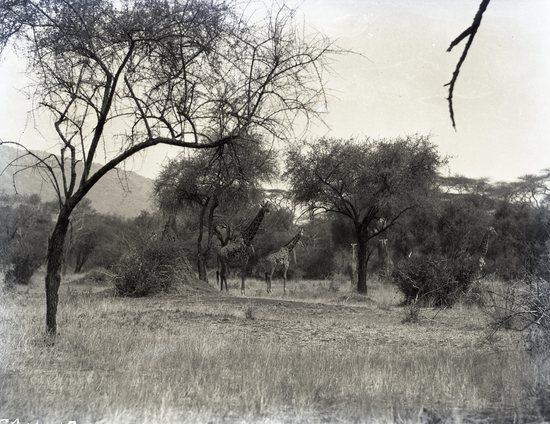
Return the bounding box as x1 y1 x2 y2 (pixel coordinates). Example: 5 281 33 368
445 0 491 129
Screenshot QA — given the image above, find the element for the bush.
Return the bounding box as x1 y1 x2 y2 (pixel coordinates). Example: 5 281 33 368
298 246 336 279
401 300 420 324
516 277 550 353
0 199 50 286
392 254 478 307
4 245 43 286
113 236 188 297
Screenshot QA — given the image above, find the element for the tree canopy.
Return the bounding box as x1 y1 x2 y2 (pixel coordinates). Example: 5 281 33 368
286 136 443 293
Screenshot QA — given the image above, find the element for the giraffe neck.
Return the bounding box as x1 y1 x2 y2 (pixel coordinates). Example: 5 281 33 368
284 231 303 253
479 231 491 257
242 207 267 246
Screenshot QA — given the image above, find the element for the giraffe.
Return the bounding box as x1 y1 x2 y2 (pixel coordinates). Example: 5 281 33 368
265 228 304 293
477 225 497 276
377 237 393 277
370 217 393 277
217 201 270 294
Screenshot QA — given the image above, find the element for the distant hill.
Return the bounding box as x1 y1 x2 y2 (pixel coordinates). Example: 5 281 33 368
0 145 155 218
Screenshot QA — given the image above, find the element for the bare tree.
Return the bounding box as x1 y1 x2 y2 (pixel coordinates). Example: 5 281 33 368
0 0 334 336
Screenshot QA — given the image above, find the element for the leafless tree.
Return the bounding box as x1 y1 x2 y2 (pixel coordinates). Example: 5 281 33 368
0 0 334 337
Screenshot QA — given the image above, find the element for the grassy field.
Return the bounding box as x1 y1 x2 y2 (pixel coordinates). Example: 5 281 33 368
0 271 548 423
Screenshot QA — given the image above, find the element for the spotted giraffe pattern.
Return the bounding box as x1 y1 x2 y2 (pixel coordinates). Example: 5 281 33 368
217 202 270 294
478 226 496 275
265 228 304 293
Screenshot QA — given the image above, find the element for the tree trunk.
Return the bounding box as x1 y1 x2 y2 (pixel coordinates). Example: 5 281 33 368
196 196 218 283
356 228 368 295
197 253 208 282
196 202 208 282
45 209 71 336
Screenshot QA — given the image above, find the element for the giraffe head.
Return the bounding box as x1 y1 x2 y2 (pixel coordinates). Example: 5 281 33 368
488 226 497 235
260 200 271 213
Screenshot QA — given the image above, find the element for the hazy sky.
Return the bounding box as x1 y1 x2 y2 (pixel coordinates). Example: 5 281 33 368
0 0 549 182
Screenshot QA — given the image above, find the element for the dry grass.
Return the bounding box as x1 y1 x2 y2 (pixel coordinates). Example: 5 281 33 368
0 273 546 423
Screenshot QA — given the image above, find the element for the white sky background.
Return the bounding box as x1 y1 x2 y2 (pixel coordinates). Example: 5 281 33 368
0 0 549 182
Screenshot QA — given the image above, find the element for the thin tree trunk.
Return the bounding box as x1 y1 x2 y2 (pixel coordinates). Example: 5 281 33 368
45 208 71 336
196 202 208 282
196 197 218 283
197 254 208 281
356 227 368 295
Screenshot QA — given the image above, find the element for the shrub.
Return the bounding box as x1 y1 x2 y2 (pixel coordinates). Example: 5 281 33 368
401 300 420 324
4 243 44 286
113 236 188 297
243 303 255 320
519 277 550 353
392 254 478 307
298 246 336 279
0 199 50 286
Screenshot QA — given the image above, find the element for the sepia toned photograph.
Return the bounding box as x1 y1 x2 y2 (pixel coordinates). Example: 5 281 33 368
0 0 549 422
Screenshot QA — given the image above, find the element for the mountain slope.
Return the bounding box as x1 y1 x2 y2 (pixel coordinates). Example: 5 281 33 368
0 145 155 218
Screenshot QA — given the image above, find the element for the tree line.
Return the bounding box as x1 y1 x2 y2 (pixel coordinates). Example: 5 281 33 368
3 137 549 301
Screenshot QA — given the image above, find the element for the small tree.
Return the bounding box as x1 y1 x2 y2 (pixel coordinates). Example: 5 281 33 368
0 0 334 335
286 136 443 294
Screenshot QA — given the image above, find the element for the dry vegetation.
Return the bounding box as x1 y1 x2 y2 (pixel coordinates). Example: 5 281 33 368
0 272 547 423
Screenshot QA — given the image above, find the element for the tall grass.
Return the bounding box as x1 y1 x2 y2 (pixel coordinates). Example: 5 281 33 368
0 285 543 423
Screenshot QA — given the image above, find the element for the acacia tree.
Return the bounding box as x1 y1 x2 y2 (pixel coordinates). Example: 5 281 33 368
0 0 333 336
154 139 276 281
286 136 443 294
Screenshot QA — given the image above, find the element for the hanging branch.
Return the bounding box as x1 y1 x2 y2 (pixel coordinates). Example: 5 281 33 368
445 0 491 129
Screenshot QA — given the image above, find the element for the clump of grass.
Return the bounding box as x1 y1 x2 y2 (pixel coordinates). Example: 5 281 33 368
401 300 421 324
329 273 348 292
244 303 255 320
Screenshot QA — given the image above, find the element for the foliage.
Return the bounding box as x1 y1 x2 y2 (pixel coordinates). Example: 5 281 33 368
0 195 51 285
491 202 550 280
286 136 443 293
155 140 277 215
113 235 186 297
392 254 479 307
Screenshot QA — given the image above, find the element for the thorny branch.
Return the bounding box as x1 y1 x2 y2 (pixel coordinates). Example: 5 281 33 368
446 0 491 129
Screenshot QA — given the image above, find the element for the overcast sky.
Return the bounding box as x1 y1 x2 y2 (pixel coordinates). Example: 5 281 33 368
0 0 548 182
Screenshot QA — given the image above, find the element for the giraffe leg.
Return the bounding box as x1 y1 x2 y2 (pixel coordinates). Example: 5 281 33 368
265 270 270 293
267 263 275 293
